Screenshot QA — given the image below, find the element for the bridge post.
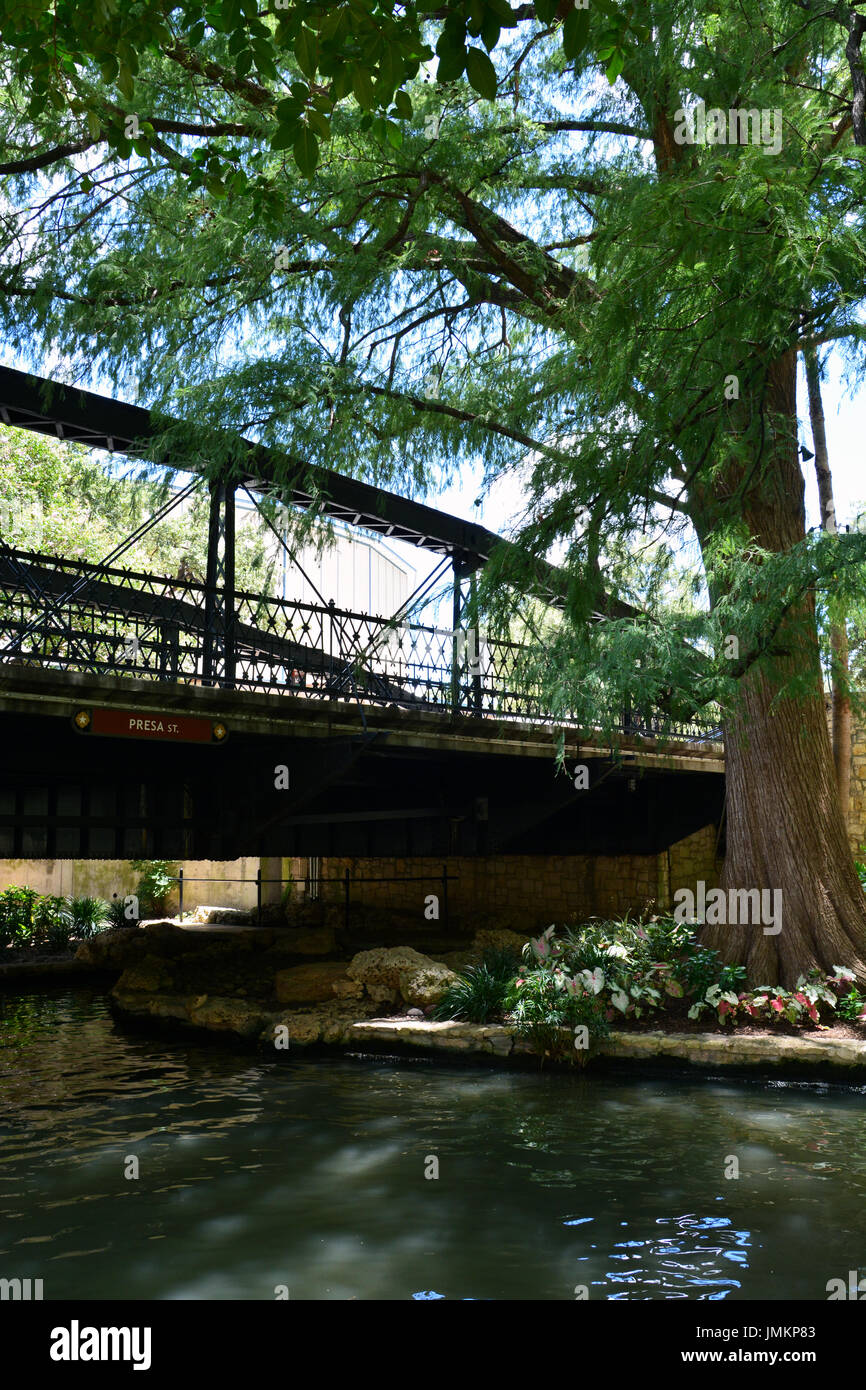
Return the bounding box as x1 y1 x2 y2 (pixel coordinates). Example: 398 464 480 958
451 563 462 713
451 557 482 717
202 476 236 688
158 619 179 681
469 572 482 716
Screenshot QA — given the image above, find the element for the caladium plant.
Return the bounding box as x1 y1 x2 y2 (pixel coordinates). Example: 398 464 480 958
515 927 864 1040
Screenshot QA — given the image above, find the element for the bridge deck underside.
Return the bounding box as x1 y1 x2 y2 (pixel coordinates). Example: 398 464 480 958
0 700 725 861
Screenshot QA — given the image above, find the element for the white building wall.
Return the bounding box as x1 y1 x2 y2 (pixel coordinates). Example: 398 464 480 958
277 519 413 618
158 483 415 619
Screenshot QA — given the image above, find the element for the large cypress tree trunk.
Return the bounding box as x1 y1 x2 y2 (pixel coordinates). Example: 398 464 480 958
694 351 866 986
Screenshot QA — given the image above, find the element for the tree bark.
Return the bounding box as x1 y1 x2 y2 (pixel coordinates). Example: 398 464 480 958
694 351 866 986
804 343 852 823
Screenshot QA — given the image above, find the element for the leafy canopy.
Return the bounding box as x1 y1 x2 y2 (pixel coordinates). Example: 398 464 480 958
0 0 639 176
2 1 866 739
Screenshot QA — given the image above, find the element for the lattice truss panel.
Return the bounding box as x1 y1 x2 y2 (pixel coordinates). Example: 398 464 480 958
0 547 720 738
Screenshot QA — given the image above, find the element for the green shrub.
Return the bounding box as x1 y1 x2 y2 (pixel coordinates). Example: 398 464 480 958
836 985 866 1023
0 887 77 950
688 967 851 1026
681 944 722 998
35 896 74 950
519 925 861 1043
0 886 39 947
559 921 621 974
131 860 176 916
718 962 748 993
641 916 697 963
66 895 110 940
480 944 522 976
105 895 134 928
433 956 517 1023
504 954 610 1064
442 918 866 1063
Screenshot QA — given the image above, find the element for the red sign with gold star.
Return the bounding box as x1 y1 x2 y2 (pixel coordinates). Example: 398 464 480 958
73 708 227 744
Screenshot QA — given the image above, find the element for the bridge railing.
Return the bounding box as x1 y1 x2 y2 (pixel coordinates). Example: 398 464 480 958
0 546 722 741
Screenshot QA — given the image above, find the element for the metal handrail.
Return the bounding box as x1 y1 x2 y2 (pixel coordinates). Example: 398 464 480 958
0 546 723 741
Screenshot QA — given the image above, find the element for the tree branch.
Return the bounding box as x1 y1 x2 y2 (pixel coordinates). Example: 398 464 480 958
846 8 866 143
363 382 564 456
498 119 650 139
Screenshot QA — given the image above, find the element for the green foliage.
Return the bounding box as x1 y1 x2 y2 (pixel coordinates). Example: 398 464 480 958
512 923 863 1047
0 887 73 950
65 895 110 940
687 967 855 1027
505 964 610 1063
0 0 636 178
131 861 176 916
36 897 75 951
0 427 279 600
479 944 522 976
105 896 133 929
0 886 39 947
836 985 866 1023
433 960 512 1023
2 0 866 907
681 944 725 1000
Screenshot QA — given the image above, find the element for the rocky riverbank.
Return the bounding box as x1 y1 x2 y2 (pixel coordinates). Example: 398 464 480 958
76 918 480 1041
60 921 866 1077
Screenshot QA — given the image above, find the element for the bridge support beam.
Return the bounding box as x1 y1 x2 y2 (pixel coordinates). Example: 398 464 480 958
202 477 236 688
451 557 482 716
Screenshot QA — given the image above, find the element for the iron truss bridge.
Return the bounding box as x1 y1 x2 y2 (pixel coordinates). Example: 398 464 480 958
0 546 722 742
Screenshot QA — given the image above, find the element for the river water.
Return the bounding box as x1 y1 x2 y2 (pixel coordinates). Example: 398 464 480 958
0 988 864 1300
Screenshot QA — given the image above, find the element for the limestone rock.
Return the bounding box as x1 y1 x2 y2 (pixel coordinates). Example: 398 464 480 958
347 946 431 990
275 961 351 1004
187 994 268 1038
281 1011 322 1046
331 977 365 1001
141 921 195 954
265 927 337 958
432 949 477 972
259 1002 371 1048
367 984 399 1005
111 989 195 1024
75 928 147 968
349 1018 518 1057
347 945 458 1008
471 928 527 959
398 962 457 1008
110 987 268 1039
189 905 253 925
114 955 175 993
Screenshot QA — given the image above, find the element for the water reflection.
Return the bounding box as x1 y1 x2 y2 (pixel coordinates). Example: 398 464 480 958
0 990 865 1299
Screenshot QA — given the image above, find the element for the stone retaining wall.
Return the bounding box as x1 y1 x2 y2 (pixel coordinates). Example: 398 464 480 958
105 986 866 1074
318 824 722 928
349 1019 866 1072
845 712 866 853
